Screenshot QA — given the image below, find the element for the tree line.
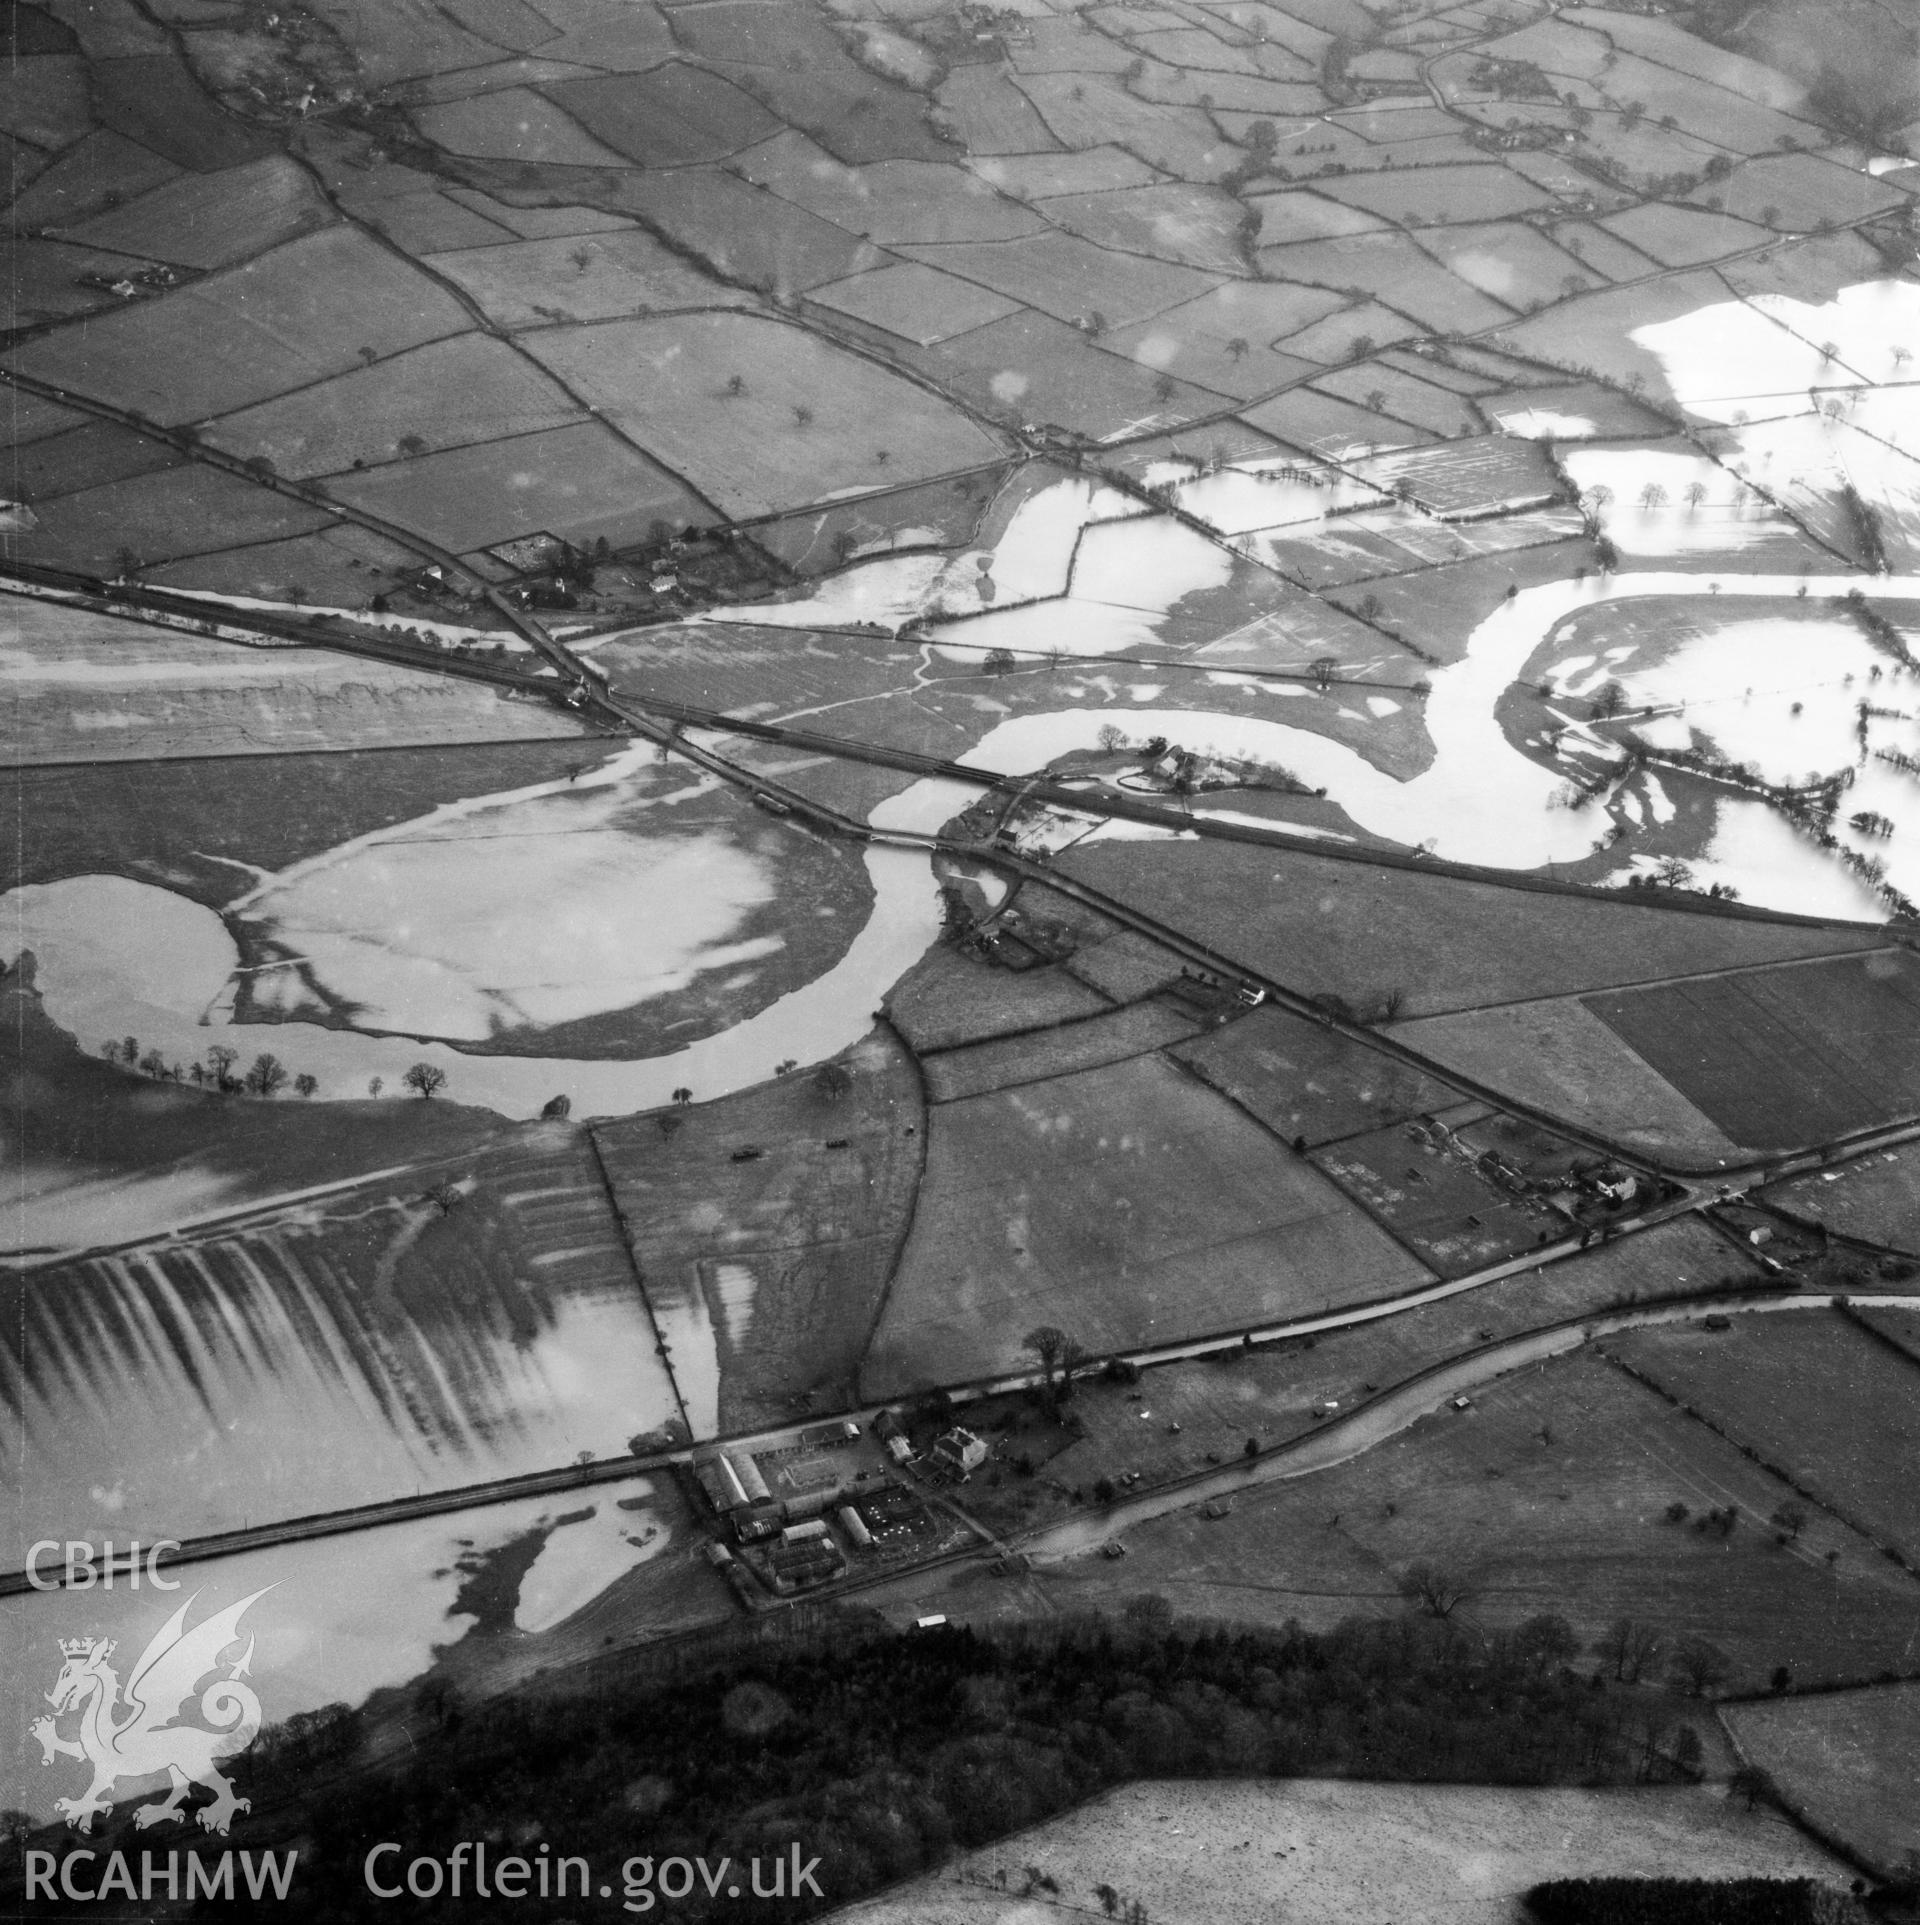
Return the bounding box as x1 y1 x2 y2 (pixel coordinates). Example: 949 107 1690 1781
183 1609 1693 1923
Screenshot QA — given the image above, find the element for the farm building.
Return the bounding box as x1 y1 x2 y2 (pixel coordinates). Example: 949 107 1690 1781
933 1427 988 1476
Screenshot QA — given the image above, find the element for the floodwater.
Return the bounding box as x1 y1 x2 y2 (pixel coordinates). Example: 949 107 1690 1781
1 1188 683 1556
0 1473 678 1821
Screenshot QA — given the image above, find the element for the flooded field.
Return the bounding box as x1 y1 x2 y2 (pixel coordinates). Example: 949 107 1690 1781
0 1128 682 1556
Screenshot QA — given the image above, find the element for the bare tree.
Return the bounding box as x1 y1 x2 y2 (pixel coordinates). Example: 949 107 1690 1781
1594 1616 1664 1682
245 1052 289 1098
1669 1637 1731 1698
1024 1325 1069 1398
402 1061 448 1100
1398 1561 1469 1619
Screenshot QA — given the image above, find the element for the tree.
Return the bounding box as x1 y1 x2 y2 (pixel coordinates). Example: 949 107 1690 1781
541 1093 572 1120
403 1061 448 1099
1151 371 1177 405
294 1073 318 1099
1511 1613 1579 1674
368 1076 384 1098
396 433 428 457
245 1052 289 1097
1225 335 1250 362
724 373 747 397
1669 1636 1731 1697
1024 1325 1070 1397
1594 1616 1663 1682
672 1086 693 1106
1770 1502 1807 1540
984 646 1017 675
1308 656 1340 691
815 1061 853 1101
205 1043 240 1090
1729 1763 1778 1810
1683 480 1708 511
1672 1725 1704 1777
792 404 814 427
1398 1561 1469 1619
1638 481 1667 513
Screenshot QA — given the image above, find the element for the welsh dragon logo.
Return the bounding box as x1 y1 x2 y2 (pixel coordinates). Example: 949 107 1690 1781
31 1589 270 1836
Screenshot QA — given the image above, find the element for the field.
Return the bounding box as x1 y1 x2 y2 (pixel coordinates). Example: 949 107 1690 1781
328 420 712 553
59 152 331 270
523 312 1005 518
1311 1118 1568 1276
542 64 780 166
7 737 617 908
1394 998 1748 1169
412 87 630 166
738 141 1044 249
1585 951 1920 1152
1722 1683 1920 1878
1414 221 1595 312
4 226 474 425
1026 1350 1920 1686
1312 162 1558 226
1255 233 1510 334
1612 1312 1920 1558
1174 1003 1461 1147
19 464 335 567
808 260 1025 345
831 1779 1856 1925
921 999 1201 1104
1244 386 1431 458
899 232 1225 332
1763 1146 1920 1253
865 1051 1433 1395
913 306 1221 438
1034 182 1252 275
1055 839 1880 1021
1598 203 1773 271
422 228 761 330
1308 360 1487 437
0 1122 677 1555
203 334 589 480
1351 436 1562 519
594 1028 923 1434
886 942 1116 1053
958 1217 1760 1541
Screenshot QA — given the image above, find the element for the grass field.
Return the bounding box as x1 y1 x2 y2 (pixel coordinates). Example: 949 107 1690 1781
1037 181 1253 275
542 62 779 166
1256 233 1510 335
1056 839 1880 1022
1585 951 1920 1153
887 942 1117 1054
20 463 337 570
204 335 588 480
328 420 712 553
1414 221 1595 312
808 261 1025 346
922 999 1201 1104
1722 1683 1920 1877
1764 1149 1920 1255
524 312 1005 519
900 231 1225 332
5 226 474 424
959 1217 1762 1541
1598 203 1773 270
865 1051 1432 1394
1173 1003 1460 1147
1394 999 1747 1169
1612 1311 1920 1559
1032 1350 1920 1686
427 227 761 331
594 1028 923 1434
833 1780 1855 1925
59 153 331 270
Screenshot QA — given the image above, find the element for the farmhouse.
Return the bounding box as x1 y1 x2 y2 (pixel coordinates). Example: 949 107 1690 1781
933 1426 988 1477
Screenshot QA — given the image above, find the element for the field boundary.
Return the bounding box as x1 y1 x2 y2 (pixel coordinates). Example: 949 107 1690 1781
1600 1344 1920 1582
